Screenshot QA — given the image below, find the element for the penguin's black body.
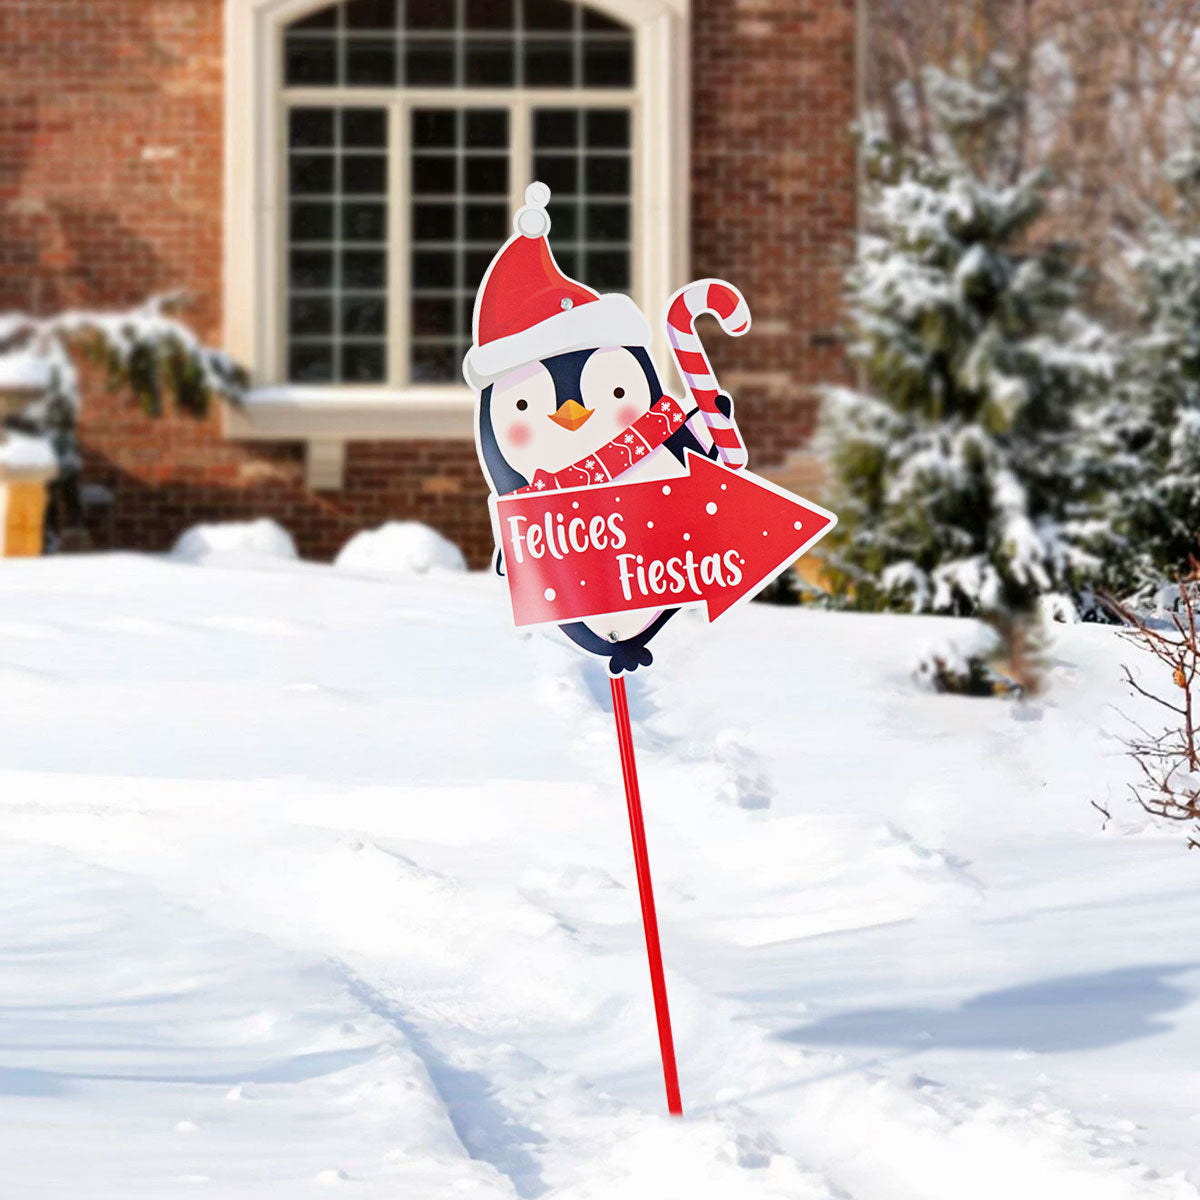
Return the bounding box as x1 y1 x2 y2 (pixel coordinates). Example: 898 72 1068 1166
477 346 719 675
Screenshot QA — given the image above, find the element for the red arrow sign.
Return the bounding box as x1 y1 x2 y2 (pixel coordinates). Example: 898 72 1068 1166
489 452 836 628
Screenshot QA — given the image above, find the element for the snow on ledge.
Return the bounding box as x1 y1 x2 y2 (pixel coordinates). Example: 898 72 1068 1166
335 522 466 576
227 385 475 441
0 431 57 476
243 384 473 410
0 347 54 393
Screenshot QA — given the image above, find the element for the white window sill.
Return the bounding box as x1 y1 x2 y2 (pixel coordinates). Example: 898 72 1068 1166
223 385 476 442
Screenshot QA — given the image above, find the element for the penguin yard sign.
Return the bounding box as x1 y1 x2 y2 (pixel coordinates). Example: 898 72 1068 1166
468 182 836 1115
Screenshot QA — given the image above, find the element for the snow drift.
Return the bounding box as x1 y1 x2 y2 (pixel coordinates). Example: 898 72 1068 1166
334 521 467 576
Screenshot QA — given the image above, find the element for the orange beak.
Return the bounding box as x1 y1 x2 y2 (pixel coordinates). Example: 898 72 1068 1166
548 399 594 432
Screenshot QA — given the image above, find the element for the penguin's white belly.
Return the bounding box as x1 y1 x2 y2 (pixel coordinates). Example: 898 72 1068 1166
579 446 688 645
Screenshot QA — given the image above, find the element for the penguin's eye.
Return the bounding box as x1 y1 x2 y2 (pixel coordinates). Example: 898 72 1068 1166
516 398 528 411
613 387 625 399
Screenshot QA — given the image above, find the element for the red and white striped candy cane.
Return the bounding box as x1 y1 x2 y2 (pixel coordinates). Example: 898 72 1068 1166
664 278 751 469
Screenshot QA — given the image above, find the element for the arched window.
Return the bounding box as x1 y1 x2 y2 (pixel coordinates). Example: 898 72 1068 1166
283 0 634 386
225 0 686 443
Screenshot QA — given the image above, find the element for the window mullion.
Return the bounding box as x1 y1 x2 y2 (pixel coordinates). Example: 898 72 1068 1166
510 95 531 221
390 96 410 388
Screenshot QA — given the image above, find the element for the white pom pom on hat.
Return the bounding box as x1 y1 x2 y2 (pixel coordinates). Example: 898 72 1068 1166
514 181 552 238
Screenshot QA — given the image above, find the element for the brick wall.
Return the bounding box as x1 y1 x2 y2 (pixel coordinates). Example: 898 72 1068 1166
691 0 858 469
1 0 855 567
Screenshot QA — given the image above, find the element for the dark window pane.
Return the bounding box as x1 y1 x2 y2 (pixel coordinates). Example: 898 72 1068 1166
534 109 577 147
466 40 515 86
524 39 574 86
588 250 628 289
465 154 507 194
346 41 396 85
583 39 633 87
406 0 454 28
285 37 337 85
465 110 508 149
554 247 578 278
523 0 573 29
341 343 386 381
343 201 387 240
342 108 387 148
289 343 334 383
585 154 628 195
533 153 576 194
545 201 577 239
411 343 458 382
343 154 386 193
412 154 456 193
290 202 335 241
289 154 335 194
342 295 387 335
413 250 456 288
464 249 493 287
342 249 386 288
413 202 456 240
346 0 396 28
412 297 456 335
581 6 626 31
290 249 334 289
466 0 514 28
585 109 629 148
407 41 456 84
460 296 476 333
586 201 628 241
291 5 337 30
290 296 333 336
289 108 335 148
464 202 507 240
412 109 457 147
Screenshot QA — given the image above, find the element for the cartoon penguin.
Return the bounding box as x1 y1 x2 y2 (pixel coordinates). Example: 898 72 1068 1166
465 183 727 674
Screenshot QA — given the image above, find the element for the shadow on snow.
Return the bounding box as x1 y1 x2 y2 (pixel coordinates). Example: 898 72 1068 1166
779 963 1200 1054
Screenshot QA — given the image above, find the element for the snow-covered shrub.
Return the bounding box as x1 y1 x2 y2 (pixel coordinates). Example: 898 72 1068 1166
171 518 297 564
0 295 246 550
334 522 466 576
820 67 1116 621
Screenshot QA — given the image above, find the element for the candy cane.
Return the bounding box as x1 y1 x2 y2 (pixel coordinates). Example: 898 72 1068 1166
664 279 751 469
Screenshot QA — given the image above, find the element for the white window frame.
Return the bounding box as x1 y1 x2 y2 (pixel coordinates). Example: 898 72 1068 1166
223 0 690 464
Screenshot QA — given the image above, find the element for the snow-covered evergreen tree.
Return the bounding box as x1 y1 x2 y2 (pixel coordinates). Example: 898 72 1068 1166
822 66 1117 618
1106 136 1200 604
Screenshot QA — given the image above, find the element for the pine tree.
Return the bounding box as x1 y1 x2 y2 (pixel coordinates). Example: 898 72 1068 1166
822 65 1116 619
1107 136 1200 605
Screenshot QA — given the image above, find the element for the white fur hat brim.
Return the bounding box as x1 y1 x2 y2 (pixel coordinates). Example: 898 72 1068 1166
462 293 651 391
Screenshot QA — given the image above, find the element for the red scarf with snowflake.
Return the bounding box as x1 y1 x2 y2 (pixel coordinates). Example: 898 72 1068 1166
514 395 693 494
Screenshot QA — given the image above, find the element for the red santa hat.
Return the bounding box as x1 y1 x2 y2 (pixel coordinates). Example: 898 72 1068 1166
462 182 651 391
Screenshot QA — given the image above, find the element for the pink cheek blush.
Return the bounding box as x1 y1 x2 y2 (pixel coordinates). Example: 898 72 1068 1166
616 405 641 427
506 422 533 448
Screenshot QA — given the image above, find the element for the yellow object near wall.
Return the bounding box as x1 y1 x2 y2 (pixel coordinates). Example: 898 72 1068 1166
2 481 47 557
2 477 46 556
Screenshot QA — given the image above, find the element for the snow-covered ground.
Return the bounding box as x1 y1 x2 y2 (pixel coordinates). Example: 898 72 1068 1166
0 550 1198 1198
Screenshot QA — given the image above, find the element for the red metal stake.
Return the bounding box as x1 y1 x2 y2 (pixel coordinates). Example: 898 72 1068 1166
609 673 683 1117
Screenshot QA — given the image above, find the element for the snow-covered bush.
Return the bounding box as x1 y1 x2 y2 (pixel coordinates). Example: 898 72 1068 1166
821 68 1116 620
171 519 297 564
0 296 246 550
334 522 466 576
